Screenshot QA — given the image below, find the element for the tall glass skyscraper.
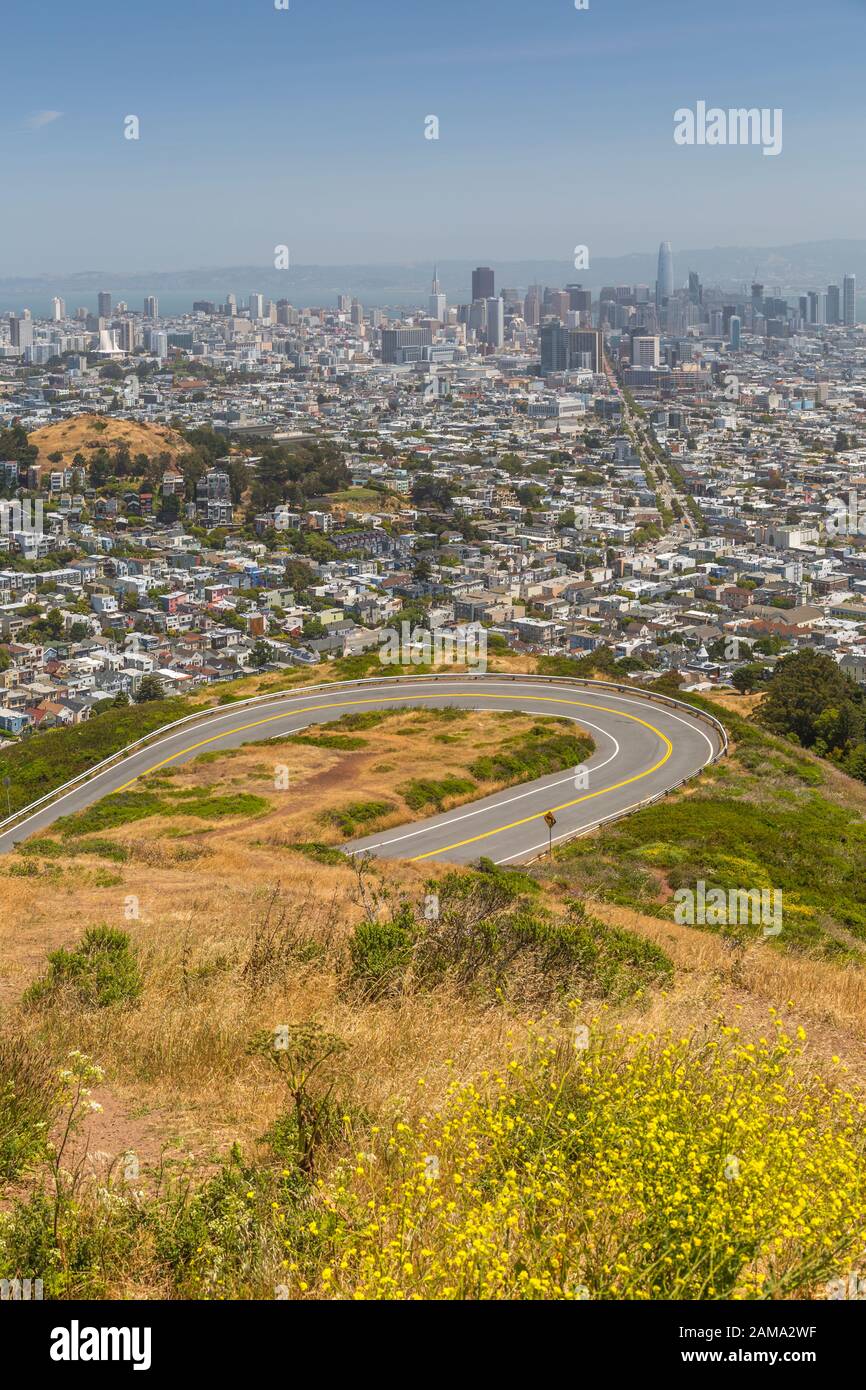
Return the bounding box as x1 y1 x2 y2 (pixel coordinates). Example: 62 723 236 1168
656 241 674 304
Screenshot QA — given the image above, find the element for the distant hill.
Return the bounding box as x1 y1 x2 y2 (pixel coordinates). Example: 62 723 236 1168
28 414 187 473
4 240 866 314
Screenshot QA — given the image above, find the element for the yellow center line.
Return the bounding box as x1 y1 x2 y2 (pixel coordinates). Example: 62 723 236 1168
408 726 672 860
109 692 673 859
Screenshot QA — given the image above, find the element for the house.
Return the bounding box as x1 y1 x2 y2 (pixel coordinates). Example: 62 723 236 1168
840 654 866 686
0 707 30 735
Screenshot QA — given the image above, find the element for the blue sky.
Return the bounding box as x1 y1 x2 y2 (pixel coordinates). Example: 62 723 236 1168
2 0 863 273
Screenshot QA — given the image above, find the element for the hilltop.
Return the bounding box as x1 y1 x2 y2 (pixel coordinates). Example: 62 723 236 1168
28 414 187 472
2 679 866 1299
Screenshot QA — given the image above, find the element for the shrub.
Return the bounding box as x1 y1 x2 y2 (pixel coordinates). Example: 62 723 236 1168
348 910 414 998
322 800 394 836
0 1037 59 1182
291 842 346 865
399 775 476 811
24 927 143 1010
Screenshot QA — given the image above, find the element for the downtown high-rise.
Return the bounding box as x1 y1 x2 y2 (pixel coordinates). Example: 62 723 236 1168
656 241 674 303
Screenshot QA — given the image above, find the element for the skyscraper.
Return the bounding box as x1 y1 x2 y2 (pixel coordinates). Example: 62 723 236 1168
523 286 542 327
144 296 159 319
97 291 112 319
486 297 504 348
9 316 33 351
656 242 674 304
729 315 741 350
428 267 446 322
51 297 65 321
843 274 857 327
472 266 495 302
826 285 841 325
249 293 265 319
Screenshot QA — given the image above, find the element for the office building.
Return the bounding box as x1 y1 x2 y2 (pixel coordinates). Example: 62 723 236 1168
144 296 159 319
427 268 446 322
97 291 112 319
632 335 660 368
569 328 603 372
844 274 857 326
249 293 265 320
9 316 33 350
472 266 495 302
729 315 741 350
381 327 433 363
486 296 504 348
119 320 137 352
523 286 542 327
51 297 65 321
540 323 602 374
656 241 674 303
826 285 841 325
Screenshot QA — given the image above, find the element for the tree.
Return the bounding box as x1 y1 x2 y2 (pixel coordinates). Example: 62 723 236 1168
249 639 275 669
411 474 453 510
731 663 769 694
134 674 166 703
757 650 865 747
283 559 316 596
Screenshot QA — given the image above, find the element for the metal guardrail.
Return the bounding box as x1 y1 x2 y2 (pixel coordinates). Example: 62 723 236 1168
0 671 728 840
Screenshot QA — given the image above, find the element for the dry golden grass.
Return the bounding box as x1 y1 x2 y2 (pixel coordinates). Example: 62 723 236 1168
3 698 866 1191
0 709 581 1166
28 414 187 472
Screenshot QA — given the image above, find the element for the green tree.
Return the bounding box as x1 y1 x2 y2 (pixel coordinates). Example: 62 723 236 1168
758 651 865 747
134 674 166 704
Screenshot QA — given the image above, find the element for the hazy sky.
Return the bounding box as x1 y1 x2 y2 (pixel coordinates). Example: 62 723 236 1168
3 0 864 273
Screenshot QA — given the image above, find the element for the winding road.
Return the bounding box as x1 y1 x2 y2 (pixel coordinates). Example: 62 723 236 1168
0 675 725 867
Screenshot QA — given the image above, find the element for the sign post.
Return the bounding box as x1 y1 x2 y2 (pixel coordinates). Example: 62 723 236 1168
544 810 557 858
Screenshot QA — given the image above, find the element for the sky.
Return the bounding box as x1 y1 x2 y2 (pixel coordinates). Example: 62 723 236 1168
2 0 864 274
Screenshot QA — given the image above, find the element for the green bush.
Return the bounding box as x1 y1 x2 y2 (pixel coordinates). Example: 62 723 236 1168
24 927 143 1010
469 730 592 785
348 911 414 998
322 800 394 836
0 1037 59 1182
399 774 476 811
291 843 346 865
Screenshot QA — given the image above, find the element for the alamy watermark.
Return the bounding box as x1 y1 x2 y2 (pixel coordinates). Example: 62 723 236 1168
1 1277 43 1300
826 1272 866 1300
379 621 487 673
825 490 866 538
673 881 783 937
0 499 44 537
674 103 782 157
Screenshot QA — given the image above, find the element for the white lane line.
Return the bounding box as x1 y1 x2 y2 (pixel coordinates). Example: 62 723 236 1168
349 714 621 852
1 679 716 850
495 794 662 864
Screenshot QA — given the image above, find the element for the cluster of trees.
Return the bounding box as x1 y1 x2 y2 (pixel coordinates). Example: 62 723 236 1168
410 474 453 510
0 422 38 485
251 442 349 512
757 650 866 781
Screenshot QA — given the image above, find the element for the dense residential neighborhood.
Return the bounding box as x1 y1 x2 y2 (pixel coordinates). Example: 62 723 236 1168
3 260 866 744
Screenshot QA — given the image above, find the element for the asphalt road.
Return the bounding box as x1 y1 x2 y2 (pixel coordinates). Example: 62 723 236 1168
0 676 723 866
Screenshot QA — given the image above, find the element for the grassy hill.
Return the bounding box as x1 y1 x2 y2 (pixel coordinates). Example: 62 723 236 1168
2 680 866 1300
29 414 187 472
